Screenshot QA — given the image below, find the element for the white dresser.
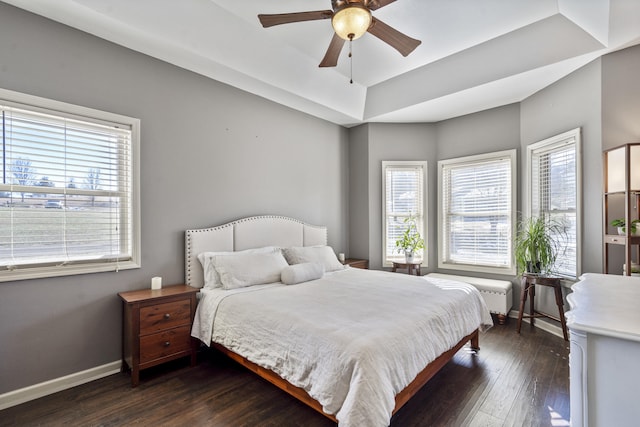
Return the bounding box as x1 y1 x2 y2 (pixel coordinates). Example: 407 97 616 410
566 273 640 427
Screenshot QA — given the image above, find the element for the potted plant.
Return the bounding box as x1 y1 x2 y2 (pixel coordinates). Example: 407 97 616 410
514 216 565 275
395 215 425 263
611 218 640 236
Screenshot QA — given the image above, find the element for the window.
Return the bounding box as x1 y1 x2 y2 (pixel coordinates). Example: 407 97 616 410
0 88 140 282
527 128 581 278
382 161 427 266
438 150 516 274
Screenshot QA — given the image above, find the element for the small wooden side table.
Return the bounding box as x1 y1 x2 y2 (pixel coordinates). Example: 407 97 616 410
392 261 422 276
517 274 568 341
118 284 200 386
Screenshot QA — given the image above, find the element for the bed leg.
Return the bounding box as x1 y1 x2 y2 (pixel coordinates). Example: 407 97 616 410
470 330 480 351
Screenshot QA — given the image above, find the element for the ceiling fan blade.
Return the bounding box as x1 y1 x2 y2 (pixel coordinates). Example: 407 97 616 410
367 17 421 56
368 0 397 11
319 33 346 67
258 10 333 28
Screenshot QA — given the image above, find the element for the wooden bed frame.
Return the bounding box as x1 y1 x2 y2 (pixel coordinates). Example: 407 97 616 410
185 215 481 422
213 330 479 422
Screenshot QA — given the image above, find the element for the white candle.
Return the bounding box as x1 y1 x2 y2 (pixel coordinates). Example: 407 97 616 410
151 276 162 290
338 253 345 263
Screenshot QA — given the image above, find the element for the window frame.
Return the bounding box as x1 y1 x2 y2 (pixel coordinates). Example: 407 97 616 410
437 149 517 275
381 161 428 268
0 87 141 282
526 128 581 279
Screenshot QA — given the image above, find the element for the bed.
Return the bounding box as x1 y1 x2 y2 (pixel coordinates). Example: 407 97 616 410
186 215 492 427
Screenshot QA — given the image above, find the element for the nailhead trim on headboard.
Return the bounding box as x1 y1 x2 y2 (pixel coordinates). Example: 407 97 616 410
185 215 327 288
185 221 235 288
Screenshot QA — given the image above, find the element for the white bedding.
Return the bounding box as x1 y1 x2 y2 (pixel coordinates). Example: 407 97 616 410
192 268 492 427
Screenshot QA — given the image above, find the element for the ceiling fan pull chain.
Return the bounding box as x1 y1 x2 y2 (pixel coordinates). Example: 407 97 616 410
349 34 354 84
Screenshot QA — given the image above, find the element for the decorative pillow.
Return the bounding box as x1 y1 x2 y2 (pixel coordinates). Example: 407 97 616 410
211 251 289 290
197 246 279 289
283 245 346 272
281 262 325 285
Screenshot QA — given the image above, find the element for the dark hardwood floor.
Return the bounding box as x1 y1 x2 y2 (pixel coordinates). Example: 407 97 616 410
0 318 570 427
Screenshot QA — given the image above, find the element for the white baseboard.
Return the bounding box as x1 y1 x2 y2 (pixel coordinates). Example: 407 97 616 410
507 309 567 341
0 360 121 411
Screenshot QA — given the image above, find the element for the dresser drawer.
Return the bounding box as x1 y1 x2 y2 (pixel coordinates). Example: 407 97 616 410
140 300 191 334
139 325 192 364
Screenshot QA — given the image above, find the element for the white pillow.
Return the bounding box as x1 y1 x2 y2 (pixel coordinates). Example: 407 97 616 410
197 246 279 289
281 262 325 285
211 251 289 290
283 246 346 272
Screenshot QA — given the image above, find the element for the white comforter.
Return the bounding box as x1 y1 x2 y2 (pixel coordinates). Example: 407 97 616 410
192 268 492 427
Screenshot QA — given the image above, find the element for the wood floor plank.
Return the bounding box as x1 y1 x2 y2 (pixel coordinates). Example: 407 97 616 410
0 320 570 427
503 341 563 425
466 409 505 427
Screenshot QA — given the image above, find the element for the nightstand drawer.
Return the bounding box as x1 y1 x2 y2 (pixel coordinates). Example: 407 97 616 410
140 300 191 334
139 325 192 364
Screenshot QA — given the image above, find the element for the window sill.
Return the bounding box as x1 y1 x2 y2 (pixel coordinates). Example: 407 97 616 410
0 260 140 283
438 261 515 277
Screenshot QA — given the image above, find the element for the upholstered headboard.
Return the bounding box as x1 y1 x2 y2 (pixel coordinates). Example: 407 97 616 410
185 215 327 288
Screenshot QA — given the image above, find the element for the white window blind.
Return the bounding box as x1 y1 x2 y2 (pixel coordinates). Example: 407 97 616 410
0 89 140 282
528 129 580 278
438 150 516 274
382 161 427 266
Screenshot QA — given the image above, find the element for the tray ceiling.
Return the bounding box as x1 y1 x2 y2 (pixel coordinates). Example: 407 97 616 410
2 0 640 127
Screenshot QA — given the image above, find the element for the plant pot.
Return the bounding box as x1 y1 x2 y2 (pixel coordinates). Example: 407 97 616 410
405 251 414 263
526 261 542 275
617 227 640 236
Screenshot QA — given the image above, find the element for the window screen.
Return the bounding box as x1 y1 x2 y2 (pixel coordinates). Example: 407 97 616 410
439 150 516 274
528 129 580 277
382 161 427 266
0 90 140 281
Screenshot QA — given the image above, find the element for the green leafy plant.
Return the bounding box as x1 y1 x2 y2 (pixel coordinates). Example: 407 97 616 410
395 215 425 256
611 218 640 234
514 216 566 275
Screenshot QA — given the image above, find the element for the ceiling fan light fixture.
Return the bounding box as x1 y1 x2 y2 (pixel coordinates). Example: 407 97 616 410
332 4 372 41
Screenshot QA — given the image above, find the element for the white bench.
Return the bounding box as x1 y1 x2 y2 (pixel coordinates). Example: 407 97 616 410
426 273 513 324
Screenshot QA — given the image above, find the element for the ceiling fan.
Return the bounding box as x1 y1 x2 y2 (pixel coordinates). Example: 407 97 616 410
258 0 421 68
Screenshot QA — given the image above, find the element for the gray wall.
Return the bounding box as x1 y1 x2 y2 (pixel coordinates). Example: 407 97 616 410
521 59 603 276
436 104 521 162
349 108 521 274
435 104 522 282
348 124 370 260
602 44 640 149
365 123 437 270
520 59 602 318
0 3 348 394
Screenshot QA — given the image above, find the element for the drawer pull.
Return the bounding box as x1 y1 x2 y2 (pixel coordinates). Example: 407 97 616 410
164 341 171 347
163 313 171 320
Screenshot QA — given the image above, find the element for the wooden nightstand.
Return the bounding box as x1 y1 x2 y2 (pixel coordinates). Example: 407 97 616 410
118 284 200 387
344 258 369 269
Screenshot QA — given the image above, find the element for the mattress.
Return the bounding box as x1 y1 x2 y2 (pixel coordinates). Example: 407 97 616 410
192 268 492 427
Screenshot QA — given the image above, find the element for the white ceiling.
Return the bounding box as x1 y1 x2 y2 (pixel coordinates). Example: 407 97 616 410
3 0 640 127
